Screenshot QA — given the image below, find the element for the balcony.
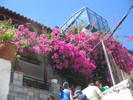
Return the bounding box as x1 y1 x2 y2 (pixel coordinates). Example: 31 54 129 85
10 71 51 91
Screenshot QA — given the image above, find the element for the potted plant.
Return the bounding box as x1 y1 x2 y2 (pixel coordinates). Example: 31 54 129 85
0 19 16 61
0 18 31 61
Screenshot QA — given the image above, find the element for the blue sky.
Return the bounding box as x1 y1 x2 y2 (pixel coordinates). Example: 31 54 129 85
0 0 133 50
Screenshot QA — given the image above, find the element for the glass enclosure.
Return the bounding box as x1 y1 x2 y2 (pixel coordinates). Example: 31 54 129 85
60 6 110 33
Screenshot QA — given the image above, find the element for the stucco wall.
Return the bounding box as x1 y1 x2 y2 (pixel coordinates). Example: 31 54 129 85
0 58 11 100
101 78 133 100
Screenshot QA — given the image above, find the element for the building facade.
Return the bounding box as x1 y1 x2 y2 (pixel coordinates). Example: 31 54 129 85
0 6 61 100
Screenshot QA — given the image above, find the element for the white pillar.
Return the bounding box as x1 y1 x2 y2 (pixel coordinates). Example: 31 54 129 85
51 79 60 94
0 58 11 100
13 71 23 85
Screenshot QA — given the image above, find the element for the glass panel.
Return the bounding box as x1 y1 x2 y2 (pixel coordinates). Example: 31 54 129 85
73 10 83 19
61 24 67 31
72 20 78 26
60 7 110 32
102 19 110 32
61 10 83 30
97 15 104 31
87 10 98 29
66 17 74 27
67 10 89 27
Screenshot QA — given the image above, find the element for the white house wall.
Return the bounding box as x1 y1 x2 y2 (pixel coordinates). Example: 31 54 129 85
0 58 11 100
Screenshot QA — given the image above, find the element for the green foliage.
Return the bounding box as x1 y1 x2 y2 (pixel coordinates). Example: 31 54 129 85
54 67 90 89
0 19 16 43
65 25 83 34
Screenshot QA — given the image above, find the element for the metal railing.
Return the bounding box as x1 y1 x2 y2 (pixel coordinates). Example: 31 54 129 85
23 75 51 91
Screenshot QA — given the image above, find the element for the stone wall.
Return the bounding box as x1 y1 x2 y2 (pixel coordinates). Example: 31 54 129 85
8 84 54 100
101 78 133 100
8 71 60 100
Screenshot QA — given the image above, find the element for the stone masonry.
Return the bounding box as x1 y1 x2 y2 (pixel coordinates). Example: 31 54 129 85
8 71 60 100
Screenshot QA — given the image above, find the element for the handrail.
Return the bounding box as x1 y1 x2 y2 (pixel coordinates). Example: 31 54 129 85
10 72 52 91
23 75 51 91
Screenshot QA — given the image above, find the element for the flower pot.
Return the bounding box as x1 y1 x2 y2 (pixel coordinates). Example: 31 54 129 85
15 67 21 71
0 43 15 61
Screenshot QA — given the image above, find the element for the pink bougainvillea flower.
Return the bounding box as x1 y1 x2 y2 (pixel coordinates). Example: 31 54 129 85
108 16 115 20
41 30 45 33
9 18 12 23
18 25 24 30
114 23 119 27
91 22 97 27
51 53 59 59
126 35 133 42
101 60 106 65
63 60 69 68
25 23 31 25
103 32 107 34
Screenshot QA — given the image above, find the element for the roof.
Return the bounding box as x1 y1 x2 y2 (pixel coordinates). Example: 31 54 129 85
0 6 51 33
60 6 110 33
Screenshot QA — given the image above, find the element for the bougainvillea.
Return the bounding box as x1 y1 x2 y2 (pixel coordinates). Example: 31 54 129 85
1 19 133 86
26 26 133 85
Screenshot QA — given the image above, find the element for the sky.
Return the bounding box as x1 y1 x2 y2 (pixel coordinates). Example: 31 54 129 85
0 0 133 50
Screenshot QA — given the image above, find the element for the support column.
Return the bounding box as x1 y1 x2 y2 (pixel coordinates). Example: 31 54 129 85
51 79 60 94
0 58 11 100
13 71 23 86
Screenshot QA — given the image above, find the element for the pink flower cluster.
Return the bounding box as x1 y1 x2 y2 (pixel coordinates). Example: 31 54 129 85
16 26 133 76
2 19 133 78
29 28 96 75
11 24 37 53
27 28 133 76
103 36 133 74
